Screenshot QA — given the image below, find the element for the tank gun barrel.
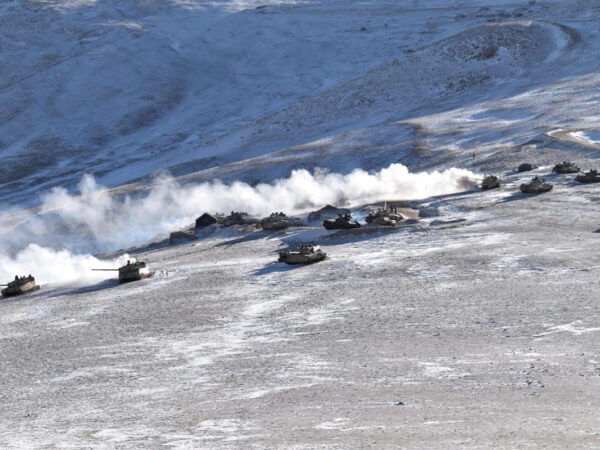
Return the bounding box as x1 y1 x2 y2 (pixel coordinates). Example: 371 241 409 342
91 268 119 271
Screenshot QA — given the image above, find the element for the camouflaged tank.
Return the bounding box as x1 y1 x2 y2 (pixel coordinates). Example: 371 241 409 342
520 176 553 194
518 163 535 173
260 212 289 231
553 161 580 174
365 205 403 226
481 175 500 190
323 213 361 230
278 242 327 265
1 275 41 297
575 169 600 183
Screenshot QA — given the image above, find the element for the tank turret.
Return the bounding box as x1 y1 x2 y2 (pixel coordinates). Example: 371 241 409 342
520 176 553 194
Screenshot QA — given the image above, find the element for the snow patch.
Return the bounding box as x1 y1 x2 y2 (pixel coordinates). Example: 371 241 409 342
534 320 600 338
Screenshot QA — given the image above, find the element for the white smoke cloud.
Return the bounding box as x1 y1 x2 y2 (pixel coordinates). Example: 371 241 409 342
0 163 478 286
37 164 476 250
0 245 129 286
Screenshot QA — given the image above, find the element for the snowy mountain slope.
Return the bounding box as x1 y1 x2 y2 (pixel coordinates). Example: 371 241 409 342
168 17 587 186
2 0 590 207
1 0 460 203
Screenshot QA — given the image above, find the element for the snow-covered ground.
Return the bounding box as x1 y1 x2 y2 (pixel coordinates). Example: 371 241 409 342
3 0 600 447
3 173 600 448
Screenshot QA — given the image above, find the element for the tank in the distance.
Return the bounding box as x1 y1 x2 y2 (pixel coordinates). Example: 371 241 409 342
520 176 553 194
553 161 580 174
323 213 361 230
365 204 403 226
1 275 41 297
223 211 259 226
575 169 600 183
278 242 327 265
260 212 290 231
481 175 500 190
518 163 536 173
118 260 151 282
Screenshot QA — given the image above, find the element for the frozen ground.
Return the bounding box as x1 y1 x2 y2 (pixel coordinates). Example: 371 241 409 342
3 169 600 448
3 0 600 448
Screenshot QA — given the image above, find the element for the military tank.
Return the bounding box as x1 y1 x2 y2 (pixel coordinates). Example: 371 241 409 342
517 163 536 173
1 275 41 298
118 260 151 282
93 260 151 282
278 242 327 265
223 211 259 226
323 213 361 230
365 205 403 226
260 212 290 231
553 161 580 174
520 176 553 194
481 175 500 190
575 169 600 183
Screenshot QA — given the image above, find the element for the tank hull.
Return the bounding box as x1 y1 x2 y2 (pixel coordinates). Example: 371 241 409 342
575 173 600 183
261 221 289 231
278 252 327 265
553 163 580 174
118 267 151 282
366 214 399 226
520 183 553 194
481 180 500 190
323 220 360 230
518 163 535 173
1 281 41 297
371 218 396 226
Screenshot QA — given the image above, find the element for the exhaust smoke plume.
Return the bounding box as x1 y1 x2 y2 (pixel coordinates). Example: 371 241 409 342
0 245 129 286
0 163 478 285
